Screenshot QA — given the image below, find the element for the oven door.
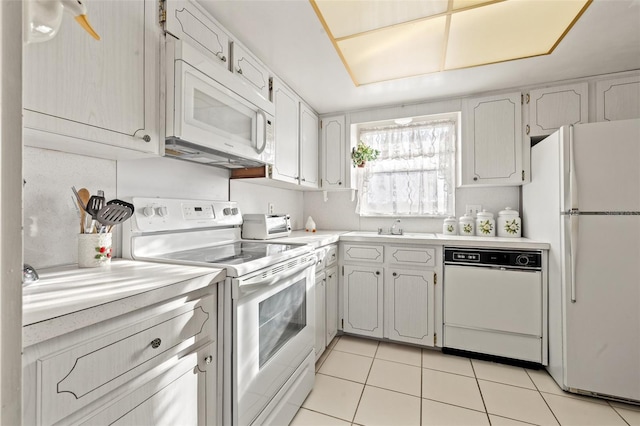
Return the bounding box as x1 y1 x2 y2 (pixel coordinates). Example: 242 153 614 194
168 39 274 164
233 261 315 426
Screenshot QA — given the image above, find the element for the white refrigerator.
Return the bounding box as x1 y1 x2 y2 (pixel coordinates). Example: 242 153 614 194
522 118 640 402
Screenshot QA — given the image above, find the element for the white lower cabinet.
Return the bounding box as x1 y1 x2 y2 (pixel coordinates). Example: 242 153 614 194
341 243 441 347
22 286 219 426
315 271 327 360
385 268 435 346
325 264 339 344
343 264 384 338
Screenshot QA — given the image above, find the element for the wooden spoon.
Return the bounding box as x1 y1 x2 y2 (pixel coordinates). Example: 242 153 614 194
78 188 91 233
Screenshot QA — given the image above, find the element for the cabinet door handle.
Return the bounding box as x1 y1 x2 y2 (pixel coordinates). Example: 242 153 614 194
392 272 397 277
375 271 380 275
236 67 243 75
150 338 162 349
205 355 213 365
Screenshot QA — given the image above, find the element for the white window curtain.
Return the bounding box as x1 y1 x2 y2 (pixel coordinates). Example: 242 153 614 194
355 119 456 216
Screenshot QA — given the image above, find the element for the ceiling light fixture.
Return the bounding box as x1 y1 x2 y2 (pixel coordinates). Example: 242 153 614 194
310 0 592 86
394 117 413 125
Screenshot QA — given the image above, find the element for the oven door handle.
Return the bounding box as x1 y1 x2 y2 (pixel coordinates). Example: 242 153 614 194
238 257 316 293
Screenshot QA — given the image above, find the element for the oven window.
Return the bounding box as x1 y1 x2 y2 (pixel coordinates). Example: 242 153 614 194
259 278 306 368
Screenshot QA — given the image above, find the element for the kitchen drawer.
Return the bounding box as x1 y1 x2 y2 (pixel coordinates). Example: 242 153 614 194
388 246 436 267
325 245 338 267
36 294 214 426
342 244 384 263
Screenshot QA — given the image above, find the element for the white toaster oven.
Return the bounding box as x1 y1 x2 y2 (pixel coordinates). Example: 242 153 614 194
242 214 291 240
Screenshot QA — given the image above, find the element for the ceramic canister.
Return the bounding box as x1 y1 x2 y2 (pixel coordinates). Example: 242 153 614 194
476 209 496 237
497 207 522 238
458 213 475 236
442 216 457 235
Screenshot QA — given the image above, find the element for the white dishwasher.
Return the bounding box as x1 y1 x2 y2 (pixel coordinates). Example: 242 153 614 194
443 247 546 365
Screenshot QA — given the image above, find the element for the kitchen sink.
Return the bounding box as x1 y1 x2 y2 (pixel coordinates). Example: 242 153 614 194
342 231 437 239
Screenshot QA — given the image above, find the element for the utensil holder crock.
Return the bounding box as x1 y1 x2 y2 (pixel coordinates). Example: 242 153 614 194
78 233 112 268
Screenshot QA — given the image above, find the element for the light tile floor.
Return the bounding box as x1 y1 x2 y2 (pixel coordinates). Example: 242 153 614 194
291 335 640 426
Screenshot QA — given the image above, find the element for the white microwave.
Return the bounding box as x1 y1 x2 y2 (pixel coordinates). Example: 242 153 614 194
165 38 275 168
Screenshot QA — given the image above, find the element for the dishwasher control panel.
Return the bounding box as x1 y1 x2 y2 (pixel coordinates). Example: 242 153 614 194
444 247 542 269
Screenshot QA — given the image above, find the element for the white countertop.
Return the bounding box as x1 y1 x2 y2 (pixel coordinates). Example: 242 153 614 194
338 231 550 250
273 230 348 248
23 259 225 346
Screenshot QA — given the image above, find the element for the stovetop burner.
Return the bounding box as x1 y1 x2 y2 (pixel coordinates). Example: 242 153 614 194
161 241 303 266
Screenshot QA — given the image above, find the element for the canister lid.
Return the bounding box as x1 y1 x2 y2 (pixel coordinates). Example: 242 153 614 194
498 207 519 217
476 209 494 219
444 216 457 224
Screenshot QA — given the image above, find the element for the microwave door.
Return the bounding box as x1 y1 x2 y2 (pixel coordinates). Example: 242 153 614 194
179 62 263 161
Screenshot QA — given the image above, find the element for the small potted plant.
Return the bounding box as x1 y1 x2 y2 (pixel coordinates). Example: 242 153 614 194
351 141 380 168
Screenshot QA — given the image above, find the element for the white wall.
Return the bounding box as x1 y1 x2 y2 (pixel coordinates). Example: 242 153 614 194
303 186 519 232
230 180 305 230
117 156 229 200
23 147 117 269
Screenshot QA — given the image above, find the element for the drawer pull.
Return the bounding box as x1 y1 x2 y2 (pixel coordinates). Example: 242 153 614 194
150 338 162 349
205 355 213 365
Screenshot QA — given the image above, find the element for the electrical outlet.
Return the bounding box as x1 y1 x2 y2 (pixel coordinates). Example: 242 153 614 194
466 204 482 216
268 203 274 214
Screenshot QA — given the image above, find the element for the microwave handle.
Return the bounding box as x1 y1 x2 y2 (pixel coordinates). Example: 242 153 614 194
256 109 268 154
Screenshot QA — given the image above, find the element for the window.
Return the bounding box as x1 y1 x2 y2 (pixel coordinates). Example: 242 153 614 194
355 114 457 217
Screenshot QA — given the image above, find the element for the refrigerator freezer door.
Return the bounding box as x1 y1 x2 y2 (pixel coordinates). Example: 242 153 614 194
567 119 640 213
561 214 640 401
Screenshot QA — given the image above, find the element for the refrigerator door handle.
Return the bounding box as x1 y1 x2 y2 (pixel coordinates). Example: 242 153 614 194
569 213 578 303
569 125 578 303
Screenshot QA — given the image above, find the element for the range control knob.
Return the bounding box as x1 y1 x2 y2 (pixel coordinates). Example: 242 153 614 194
156 206 168 217
516 254 530 266
223 208 231 216
143 206 155 217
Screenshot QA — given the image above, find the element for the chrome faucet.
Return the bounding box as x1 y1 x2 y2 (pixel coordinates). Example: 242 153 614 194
390 219 403 235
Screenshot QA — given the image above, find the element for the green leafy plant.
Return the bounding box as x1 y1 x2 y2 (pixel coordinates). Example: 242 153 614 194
351 141 380 168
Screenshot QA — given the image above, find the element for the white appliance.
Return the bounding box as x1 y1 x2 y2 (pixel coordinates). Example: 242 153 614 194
443 247 545 364
523 119 640 403
123 198 317 425
165 37 275 169
242 214 292 240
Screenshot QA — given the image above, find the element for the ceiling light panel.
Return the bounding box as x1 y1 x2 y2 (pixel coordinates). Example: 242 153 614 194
338 16 446 85
310 0 591 86
314 0 448 39
445 0 590 70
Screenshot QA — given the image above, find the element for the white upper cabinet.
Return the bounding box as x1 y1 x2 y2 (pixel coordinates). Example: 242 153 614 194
23 0 161 160
596 75 640 122
299 103 319 188
231 42 271 102
164 0 230 69
526 83 588 138
320 115 348 190
460 92 524 186
272 79 300 184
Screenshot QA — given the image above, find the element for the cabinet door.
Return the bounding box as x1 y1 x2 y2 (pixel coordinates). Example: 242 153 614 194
315 274 326 360
232 42 271 101
325 265 339 344
299 104 319 188
461 92 523 186
527 83 588 137
164 0 230 68
386 268 435 346
79 342 217 426
23 0 160 159
272 80 300 184
343 265 383 338
596 75 640 122
320 115 347 189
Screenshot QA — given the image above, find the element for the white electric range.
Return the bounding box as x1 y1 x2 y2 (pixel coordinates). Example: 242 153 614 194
123 197 316 426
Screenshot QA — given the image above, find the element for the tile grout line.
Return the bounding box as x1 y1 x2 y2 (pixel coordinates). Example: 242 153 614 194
349 340 380 424
469 359 493 426
526 369 562 426
607 401 632 426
